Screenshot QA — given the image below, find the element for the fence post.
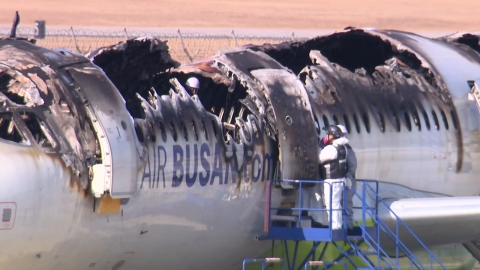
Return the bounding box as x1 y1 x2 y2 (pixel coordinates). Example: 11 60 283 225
177 29 199 63
70 26 83 54
69 27 91 54
292 32 296 41
124 28 129 40
231 30 239 47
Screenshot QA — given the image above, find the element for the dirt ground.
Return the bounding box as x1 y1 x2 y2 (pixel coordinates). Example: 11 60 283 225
1 0 480 32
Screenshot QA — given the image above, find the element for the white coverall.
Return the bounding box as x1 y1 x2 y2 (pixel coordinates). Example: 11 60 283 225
299 184 327 224
298 144 328 225
319 137 349 230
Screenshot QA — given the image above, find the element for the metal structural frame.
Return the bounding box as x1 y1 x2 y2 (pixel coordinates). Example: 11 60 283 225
242 179 448 270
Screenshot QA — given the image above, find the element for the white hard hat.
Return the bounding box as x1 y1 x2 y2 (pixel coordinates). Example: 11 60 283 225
337 124 348 135
186 77 200 89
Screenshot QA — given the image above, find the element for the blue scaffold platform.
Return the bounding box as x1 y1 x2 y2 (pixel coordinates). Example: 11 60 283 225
242 179 448 270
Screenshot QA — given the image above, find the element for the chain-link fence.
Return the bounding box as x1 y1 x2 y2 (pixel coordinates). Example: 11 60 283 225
0 27 308 63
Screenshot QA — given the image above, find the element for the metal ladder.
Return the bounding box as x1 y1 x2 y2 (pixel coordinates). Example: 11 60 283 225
242 179 448 270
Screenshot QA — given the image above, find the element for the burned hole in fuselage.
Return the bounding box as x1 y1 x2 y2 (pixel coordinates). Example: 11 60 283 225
158 121 167 142
0 68 28 105
251 30 433 88
89 38 180 119
452 34 480 53
0 112 26 144
19 111 56 148
169 72 252 143
251 30 397 74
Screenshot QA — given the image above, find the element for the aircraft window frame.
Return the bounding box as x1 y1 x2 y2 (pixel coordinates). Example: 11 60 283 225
352 113 361 133
403 111 412 131
148 121 156 143
385 104 400 132
159 121 167 142
18 110 58 149
361 112 370 133
439 109 449 130
212 120 218 139
421 109 431 131
322 115 330 129
0 112 28 144
251 117 260 139
2 208 11 222
450 110 459 130
134 122 145 143
343 114 351 134
313 115 321 137
332 115 339 125
180 121 188 141
391 109 401 132
201 120 208 140
170 121 178 142
191 120 199 141
431 110 440 130
377 112 385 133
412 110 421 131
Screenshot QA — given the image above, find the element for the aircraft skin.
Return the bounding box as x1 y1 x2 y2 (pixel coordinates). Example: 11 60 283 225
1 27 480 270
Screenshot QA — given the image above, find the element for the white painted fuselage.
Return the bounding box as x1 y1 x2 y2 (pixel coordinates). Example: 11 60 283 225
2 29 480 270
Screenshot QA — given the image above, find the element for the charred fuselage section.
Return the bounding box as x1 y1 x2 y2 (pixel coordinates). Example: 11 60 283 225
4 25 480 266
86 29 473 188
248 29 466 171
0 38 100 194
3 29 478 195
88 38 318 184
0 37 140 197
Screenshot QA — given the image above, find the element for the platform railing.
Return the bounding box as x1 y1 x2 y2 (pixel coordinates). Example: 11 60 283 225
351 180 448 270
250 179 447 270
242 257 285 270
267 179 345 233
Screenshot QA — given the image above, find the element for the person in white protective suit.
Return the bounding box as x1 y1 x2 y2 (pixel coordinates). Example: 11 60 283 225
299 121 329 228
185 77 200 95
319 125 349 230
337 124 358 233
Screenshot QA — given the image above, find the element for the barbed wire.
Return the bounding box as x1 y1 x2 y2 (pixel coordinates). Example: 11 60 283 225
0 26 308 63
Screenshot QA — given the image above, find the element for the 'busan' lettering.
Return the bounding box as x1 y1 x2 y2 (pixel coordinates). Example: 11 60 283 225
140 143 272 189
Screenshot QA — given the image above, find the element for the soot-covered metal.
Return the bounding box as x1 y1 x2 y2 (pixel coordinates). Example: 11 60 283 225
3 24 480 264
0 38 101 194
2 28 480 196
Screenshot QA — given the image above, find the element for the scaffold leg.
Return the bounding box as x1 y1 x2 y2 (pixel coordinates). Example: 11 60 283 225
295 241 322 270
332 241 361 269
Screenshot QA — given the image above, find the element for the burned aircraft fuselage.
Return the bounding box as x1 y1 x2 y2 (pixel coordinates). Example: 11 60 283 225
0 37 141 200
2 28 480 270
0 38 100 193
